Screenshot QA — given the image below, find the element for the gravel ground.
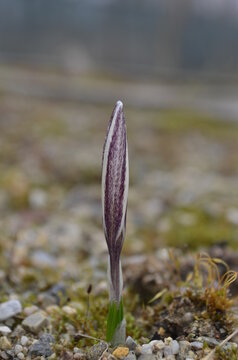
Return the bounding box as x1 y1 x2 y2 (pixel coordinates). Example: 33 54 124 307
0 68 238 359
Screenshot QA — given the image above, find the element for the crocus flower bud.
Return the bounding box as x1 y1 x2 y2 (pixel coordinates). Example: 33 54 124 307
102 100 129 343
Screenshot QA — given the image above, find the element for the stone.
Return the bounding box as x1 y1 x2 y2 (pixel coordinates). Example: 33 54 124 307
125 351 137 360
152 340 164 353
29 341 52 357
141 343 153 355
190 341 203 350
29 333 55 358
86 342 107 360
22 312 48 334
183 312 194 324
163 340 179 357
0 326 11 336
20 336 28 346
201 337 219 348
171 340 179 355
138 355 158 360
187 350 196 359
0 336 11 350
126 336 137 351
112 347 129 359
0 351 8 360
164 337 173 346
62 306 77 316
39 333 55 344
30 250 57 269
134 346 142 356
14 344 23 354
46 305 60 315
0 300 22 321
178 341 191 360
17 352 25 360
23 305 39 317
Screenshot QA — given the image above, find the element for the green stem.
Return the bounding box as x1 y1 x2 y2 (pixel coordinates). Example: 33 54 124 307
106 299 124 343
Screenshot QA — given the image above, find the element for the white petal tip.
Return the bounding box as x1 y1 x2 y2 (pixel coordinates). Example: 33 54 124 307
116 100 123 109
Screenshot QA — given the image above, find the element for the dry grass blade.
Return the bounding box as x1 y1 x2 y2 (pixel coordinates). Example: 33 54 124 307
75 332 105 342
148 288 167 304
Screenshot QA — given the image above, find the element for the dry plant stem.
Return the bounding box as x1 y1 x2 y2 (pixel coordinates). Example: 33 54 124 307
202 328 238 360
76 332 104 342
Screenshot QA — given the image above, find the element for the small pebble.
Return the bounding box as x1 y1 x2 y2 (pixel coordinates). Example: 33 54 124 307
22 312 48 334
140 343 152 355
183 312 194 324
187 350 196 358
20 336 28 346
190 341 203 350
112 347 129 359
0 326 11 336
0 351 8 360
0 300 22 321
179 340 191 358
171 340 179 355
164 337 173 346
17 352 25 360
134 345 142 356
23 305 39 317
0 336 12 350
152 340 164 353
125 352 136 360
62 305 77 316
29 339 52 358
86 342 107 360
74 347 80 353
15 344 23 354
126 336 137 350
201 337 219 348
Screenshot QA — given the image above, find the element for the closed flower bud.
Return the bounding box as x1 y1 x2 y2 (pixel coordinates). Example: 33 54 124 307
102 100 129 344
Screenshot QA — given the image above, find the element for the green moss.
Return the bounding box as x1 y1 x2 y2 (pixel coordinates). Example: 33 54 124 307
151 109 238 140
215 345 238 360
163 207 237 250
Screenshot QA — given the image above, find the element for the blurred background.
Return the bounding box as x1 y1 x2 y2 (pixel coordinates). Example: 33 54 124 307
0 0 238 286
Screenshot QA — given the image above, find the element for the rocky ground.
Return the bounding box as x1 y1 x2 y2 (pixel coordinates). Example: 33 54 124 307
0 67 238 359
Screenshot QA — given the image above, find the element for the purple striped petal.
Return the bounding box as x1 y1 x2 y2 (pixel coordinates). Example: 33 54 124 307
102 101 129 303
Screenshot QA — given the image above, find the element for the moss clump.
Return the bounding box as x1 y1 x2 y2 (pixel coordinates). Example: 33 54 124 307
185 253 237 322
215 345 238 360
